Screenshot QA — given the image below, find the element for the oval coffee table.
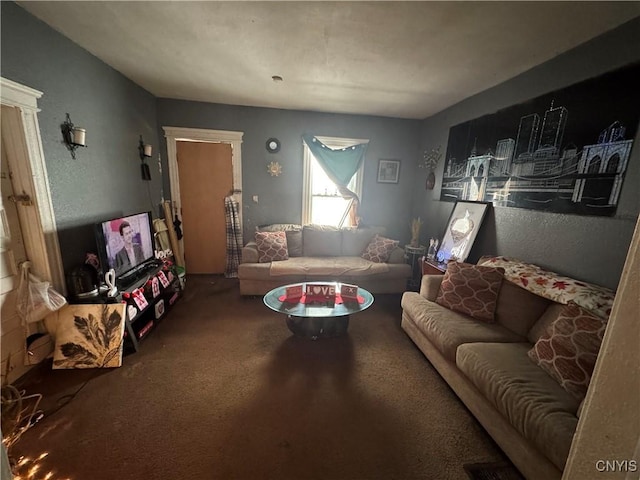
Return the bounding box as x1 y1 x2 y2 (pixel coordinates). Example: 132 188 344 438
263 282 374 339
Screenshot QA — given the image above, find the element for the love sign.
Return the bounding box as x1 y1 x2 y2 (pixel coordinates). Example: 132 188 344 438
305 283 337 306
307 284 336 296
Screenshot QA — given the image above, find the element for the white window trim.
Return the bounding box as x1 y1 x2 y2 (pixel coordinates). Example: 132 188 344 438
302 136 369 225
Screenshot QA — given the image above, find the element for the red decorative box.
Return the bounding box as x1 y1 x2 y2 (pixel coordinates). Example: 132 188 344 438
285 285 304 301
340 283 358 300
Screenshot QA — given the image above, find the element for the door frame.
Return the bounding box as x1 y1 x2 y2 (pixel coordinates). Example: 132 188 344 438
163 126 244 259
0 77 65 294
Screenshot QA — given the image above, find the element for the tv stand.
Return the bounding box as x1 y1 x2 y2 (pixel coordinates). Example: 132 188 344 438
117 260 164 292
72 263 183 355
119 264 182 353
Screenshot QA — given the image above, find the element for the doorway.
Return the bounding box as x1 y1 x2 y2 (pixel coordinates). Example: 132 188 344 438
163 127 244 274
0 78 64 383
1 114 31 382
177 141 232 273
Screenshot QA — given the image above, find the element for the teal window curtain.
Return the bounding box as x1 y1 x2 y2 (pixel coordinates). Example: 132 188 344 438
302 134 368 226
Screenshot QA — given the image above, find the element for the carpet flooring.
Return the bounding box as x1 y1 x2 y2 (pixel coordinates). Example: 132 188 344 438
463 462 525 480
11 275 510 480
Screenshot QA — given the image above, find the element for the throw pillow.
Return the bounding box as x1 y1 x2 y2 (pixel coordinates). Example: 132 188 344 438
255 231 289 263
527 301 607 400
256 224 303 257
435 261 505 322
361 234 399 263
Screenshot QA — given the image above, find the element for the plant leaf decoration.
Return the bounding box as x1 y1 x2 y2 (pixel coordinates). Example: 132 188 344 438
53 304 126 369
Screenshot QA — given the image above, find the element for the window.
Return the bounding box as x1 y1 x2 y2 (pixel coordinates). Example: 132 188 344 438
302 136 368 227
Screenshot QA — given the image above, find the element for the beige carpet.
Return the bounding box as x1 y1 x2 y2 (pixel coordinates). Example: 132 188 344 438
11 275 508 480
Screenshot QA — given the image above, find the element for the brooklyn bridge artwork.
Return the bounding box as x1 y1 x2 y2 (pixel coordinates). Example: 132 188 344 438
440 63 640 216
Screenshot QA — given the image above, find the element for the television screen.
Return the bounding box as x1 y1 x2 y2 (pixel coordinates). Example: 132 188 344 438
96 212 155 277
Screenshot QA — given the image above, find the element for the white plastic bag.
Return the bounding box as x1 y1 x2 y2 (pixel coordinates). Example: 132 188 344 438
16 262 67 324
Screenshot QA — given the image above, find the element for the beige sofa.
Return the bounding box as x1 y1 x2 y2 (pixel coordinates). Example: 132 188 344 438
400 261 603 480
239 224 411 295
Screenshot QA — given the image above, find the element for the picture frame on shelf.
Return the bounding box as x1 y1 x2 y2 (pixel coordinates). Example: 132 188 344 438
377 159 400 184
436 200 490 265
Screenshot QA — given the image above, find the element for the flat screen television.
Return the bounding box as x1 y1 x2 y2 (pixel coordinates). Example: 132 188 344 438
94 211 156 286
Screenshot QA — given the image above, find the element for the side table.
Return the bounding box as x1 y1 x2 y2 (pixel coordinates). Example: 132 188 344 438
422 258 447 275
404 245 426 291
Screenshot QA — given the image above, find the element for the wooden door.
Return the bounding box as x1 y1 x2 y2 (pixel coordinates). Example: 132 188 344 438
1 131 30 383
177 141 233 274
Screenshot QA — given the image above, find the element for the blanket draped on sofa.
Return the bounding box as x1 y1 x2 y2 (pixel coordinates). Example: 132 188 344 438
269 256 389 276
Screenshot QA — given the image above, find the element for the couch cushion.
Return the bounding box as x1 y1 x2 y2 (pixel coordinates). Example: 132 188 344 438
456 342 579 471
341 226 385 256
255 231 289 263
528 302 607 400
238 262 303 282
495 280 552 337
435 262 505 322
527 302 565 344
241 241 259 264
361 234 399 263
401 292 524 361
257 224 303 257
387 247 405 264
303 225 342 256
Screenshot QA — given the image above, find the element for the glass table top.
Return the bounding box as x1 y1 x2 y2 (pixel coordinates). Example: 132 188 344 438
263 282 374 318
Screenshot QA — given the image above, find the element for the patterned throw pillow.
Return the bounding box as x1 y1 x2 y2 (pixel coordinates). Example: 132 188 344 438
528 301 607 400
361 234 399 263
435 261 505 322
256 224 303 257
255 231 289 263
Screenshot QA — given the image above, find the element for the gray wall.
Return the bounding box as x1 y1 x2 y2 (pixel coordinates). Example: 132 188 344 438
4 1 638 290
1 2 162 273
156 101 421 243
414 18 640 290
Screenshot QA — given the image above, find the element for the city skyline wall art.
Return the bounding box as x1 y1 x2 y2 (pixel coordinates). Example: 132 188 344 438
440 62 640 216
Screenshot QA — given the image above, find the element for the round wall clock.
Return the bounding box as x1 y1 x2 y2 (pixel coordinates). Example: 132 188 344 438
266 138 280 153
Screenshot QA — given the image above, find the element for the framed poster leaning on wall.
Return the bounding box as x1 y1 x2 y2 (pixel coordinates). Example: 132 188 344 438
436 200 490 265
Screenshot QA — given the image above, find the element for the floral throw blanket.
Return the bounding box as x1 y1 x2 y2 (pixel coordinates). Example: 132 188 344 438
478 256 615 319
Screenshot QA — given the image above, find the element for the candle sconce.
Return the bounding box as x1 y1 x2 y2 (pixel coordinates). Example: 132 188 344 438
61 113 87 159
139 135 152 181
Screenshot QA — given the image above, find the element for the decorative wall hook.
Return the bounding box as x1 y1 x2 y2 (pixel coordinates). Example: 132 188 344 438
61 113 87 159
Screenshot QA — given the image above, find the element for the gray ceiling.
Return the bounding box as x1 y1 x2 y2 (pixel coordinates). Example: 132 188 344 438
18 1 640 119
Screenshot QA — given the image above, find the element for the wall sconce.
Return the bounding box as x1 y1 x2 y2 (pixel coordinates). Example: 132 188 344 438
139 135 152 181
61 113 87 159
138 135 152 160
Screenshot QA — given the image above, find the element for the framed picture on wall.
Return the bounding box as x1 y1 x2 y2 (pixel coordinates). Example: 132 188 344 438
377 159 400 184
436 200 490 264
